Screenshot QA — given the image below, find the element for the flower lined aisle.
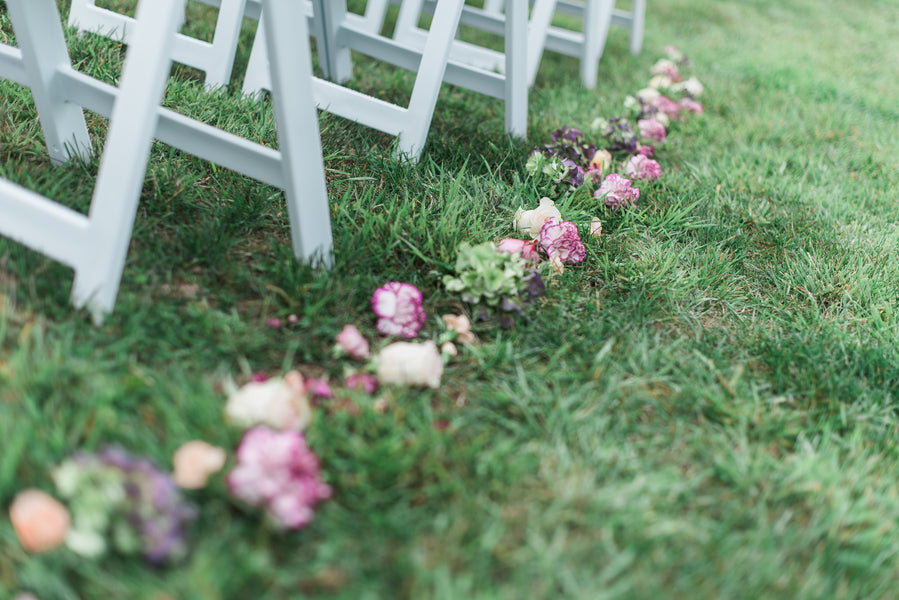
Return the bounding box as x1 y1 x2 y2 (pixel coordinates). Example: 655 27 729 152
7 46 704 574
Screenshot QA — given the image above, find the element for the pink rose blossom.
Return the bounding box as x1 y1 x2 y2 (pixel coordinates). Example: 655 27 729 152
679 97 704 115
595 174 640 209
637 118 667 143
371 282 426 338
650 95 681 121
336 325 371 360
346 373 379 395
497 238 540 263
624 154 663 181
227 427 331 530
539 219 586 266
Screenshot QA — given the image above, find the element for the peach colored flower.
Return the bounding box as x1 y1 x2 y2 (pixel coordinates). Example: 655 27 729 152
9 489 70 553
172 441 227 490
588 149 613 172
590 217 603 238
441 313 477 345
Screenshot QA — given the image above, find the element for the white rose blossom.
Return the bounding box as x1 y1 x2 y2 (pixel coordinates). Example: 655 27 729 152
224 373 312 431
514 197 563 239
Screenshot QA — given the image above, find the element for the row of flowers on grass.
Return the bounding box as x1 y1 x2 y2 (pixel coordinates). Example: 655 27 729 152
8 46 704 570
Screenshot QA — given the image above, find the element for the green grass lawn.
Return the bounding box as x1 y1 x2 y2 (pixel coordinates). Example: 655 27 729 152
3 0 899 598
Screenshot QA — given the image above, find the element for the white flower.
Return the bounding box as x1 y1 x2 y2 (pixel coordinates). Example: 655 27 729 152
514 197 562 239
224 374 312 431
376 341 443 388
636 87 661 103
671 76 704 98
648 74 674 91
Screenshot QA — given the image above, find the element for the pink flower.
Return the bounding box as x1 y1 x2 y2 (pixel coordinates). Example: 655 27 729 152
539 219 586 266
9 489 70 553
637 144 655 157
650 95 681 121
497 238 540 263
371 282 426 338
624 154 663 181
595 174 640 209
346 373 379 395
306 377 333 401
227 427 331 530
265 317 282 329
679 97 704 115
637 118 667 143
336 325 370 360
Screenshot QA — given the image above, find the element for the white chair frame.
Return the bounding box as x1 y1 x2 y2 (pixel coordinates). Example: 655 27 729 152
0 0 332 323
242 0 528 160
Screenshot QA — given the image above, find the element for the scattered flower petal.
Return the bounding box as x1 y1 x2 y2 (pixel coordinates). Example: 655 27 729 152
590 217 603 238
345 373 379 395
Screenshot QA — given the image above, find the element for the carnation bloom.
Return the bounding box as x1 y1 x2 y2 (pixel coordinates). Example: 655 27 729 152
539 219 586 267
376 341 443 388
650 58 682 81
637 118 667 143
595 174 640 209
345 373 379 395
9 489 70 553
371 282 426 338
514 197 562 239
650 95 681 121
648 74 674 91
624 154 663 181
336 325 370 360
227 427 331 530
497 237 540 263
172 441 227 490
678 97 704 115
224 375 312 431
673 76 704 98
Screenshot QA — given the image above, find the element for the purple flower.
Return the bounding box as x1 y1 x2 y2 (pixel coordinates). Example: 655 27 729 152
637 118 667 143
623 154 663 181
371 282 426 338
595 174 640 209
227 427 331 530
539 219 586 265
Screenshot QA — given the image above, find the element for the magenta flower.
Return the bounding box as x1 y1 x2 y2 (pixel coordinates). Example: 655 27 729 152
336 325 370 360
227 427 331 530
679 97 704 115
497 238 540 263
346 373 379 395
539 219 586 265
650 95 681 121
595 174 640 209
371 282 426 338
637 144 655 157
306 377 333 401
265 317 283 329
624 154 663 181
637 118 667 143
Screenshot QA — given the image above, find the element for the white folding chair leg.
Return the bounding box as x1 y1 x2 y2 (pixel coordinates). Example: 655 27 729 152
68 0 248 89
71 0 188 317
525 0 560 87
579 0 614 88
627 0 645 55
261 0 333 264
7 0 92 165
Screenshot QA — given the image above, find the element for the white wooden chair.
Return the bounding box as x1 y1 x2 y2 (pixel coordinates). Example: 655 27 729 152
403 0 644 89
0 0 332 322
242 0 527 161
